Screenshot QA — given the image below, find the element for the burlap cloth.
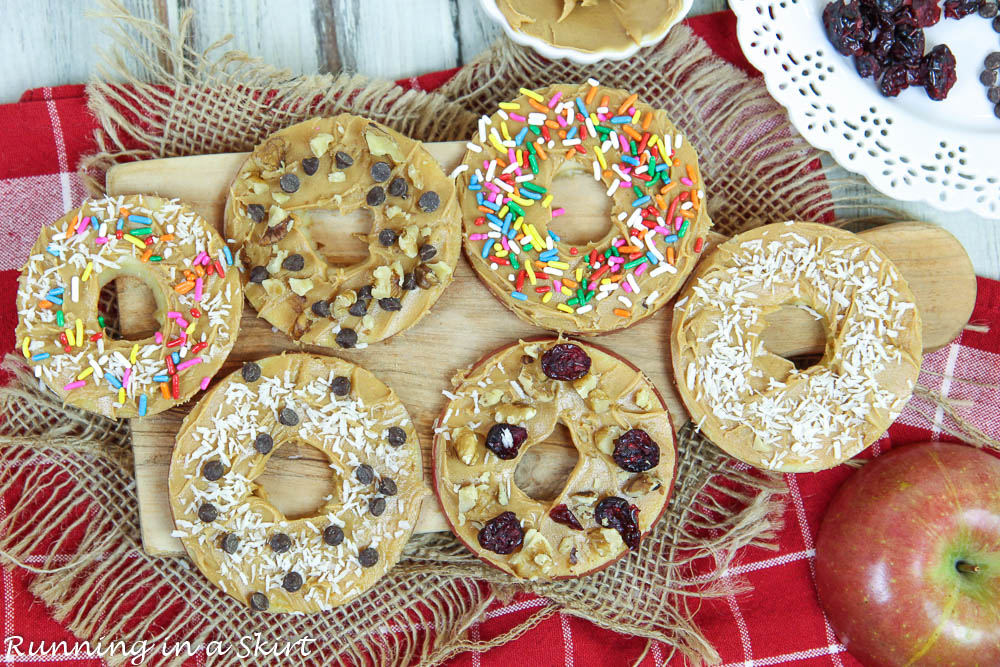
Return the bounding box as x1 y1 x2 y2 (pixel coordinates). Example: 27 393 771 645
5 2 996 666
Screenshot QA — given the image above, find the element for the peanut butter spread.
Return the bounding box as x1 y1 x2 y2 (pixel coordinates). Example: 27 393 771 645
496 0 686 53
169 353 423 613
434 339 676 580
15 195 242 418
457 83 712 334
225 114 461 350
671 222 923 473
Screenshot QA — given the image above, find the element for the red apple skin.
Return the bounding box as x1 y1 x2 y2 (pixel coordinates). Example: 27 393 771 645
815 442 1000 667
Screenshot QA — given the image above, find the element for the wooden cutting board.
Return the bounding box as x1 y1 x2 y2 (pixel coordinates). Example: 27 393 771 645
107 142 977 557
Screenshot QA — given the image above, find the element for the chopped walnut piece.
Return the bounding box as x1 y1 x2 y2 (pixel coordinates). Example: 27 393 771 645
453 429 479 466
253 136 286 170
595 425 623 455
572 372 598 398
588 527 624 558
494 403 536 424
372 265 393 299
623 473 661 498
309 133 334 158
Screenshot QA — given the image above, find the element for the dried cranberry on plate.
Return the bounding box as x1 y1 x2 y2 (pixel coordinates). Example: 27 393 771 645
922 44 958 100
823 0 873 56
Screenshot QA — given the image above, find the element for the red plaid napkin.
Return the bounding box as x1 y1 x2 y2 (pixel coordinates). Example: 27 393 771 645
1 12 998 666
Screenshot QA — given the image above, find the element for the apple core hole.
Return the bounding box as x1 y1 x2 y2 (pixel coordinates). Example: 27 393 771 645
761 304 830 370
546 161 613 246
303 207 373 267
514 423 579 501
101 275 159 341
254 439 341 520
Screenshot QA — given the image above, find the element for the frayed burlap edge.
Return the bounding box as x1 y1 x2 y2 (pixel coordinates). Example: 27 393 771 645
1 353 784 666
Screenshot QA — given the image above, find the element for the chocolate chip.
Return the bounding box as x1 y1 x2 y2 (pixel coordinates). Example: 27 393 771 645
987 53 1000 71
311 299 331 317
323 525 344 546
279 407 299 426
355 464 374 485
335 151 354 169
202 460 224 481
269 533 292 553
401 273 416 290
336 328 358 348
282 571 303 592
369 497 386 517
982 69 998 87
371 161 391 182
378 228 397 246
302 157 319 175
242 361 261 383
995 14 1000 31
418 244 437 261
348 299 368 317
249 266 269 283
330 375 351 396
220 533 240 554
378 478 397 496
254 432 273 454
989 86 1000 104
379 297 402 311
388 177 408 197
282 254 305 271
247 203 266 223
357 285 373 300
418 191 440 212
198 503 217 523
521 355 534 365
980 1 998 17
367 186 386 207
995 102 1000 119
358 547 379 568
387 426 406 447
249 593 269 611
279 173 300 193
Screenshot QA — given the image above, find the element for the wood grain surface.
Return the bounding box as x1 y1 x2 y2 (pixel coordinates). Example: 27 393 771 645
107 141 976 556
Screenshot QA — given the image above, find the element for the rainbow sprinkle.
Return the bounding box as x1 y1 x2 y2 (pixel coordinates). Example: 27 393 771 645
461 80 707 321
17 197 236 417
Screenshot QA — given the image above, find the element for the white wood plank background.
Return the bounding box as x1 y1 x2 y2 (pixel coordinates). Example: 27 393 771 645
1 0 996 278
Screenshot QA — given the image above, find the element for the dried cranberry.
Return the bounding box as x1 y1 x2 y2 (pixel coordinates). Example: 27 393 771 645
854 53 883 79
943 0 980 18
485 423 528 460
889 22 924 62
823 1 873 56
865 0 903 14
594 496 642 550
879 63 912 96
549 504 583 530
612 429 661 472
540 343 591 381
922 44 958 100
869 24 896 65
910 0 942 26
478 511 524 554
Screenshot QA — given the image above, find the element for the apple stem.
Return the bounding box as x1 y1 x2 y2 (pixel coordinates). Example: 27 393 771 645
955 560 980 574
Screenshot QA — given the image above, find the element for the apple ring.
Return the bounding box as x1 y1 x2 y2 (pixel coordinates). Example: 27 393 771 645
433 338 677 580
15 195 242 418
671 222 923 472
169 353 423 613
455 82 713 334
225 114 462 349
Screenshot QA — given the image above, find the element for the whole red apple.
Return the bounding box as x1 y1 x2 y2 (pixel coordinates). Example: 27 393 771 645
815 442 1000 667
